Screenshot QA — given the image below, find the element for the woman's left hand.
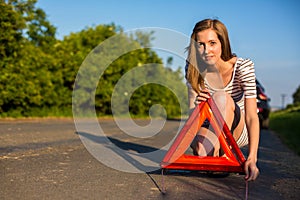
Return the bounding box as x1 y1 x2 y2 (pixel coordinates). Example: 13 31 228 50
244 158 259 181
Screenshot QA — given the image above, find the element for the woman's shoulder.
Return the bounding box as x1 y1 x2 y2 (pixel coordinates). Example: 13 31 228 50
236 57 254 66
235 57 254 71
233 57 255 78
235 57 253 64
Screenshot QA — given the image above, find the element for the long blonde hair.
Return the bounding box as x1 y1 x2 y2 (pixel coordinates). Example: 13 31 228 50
186 19 235 94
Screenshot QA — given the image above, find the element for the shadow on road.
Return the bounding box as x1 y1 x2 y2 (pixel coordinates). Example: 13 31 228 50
76 131 166 173
75 130 248 198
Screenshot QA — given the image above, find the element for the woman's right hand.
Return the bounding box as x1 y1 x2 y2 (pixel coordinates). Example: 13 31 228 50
194 88 210 105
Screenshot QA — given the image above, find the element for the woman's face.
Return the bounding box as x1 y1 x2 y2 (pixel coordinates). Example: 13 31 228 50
196 29 222 66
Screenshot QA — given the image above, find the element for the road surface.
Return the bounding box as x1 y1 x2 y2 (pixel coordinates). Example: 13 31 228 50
0 118 299 199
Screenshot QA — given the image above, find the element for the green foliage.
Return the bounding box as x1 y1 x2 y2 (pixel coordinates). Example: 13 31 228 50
0 0 188 118
0 0 66 116
292 85 300 104
270 105 300 155
0 0 26 59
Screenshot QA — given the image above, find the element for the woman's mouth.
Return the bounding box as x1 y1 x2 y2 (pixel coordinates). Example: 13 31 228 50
205 55 214 60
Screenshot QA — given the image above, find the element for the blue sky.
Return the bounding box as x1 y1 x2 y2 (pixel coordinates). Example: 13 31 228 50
36 0 300 108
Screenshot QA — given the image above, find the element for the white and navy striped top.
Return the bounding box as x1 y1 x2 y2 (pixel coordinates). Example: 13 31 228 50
186 57 256 146
186 57 257 113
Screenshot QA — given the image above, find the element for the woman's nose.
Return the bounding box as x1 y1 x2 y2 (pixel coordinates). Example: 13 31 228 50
204 44 211 53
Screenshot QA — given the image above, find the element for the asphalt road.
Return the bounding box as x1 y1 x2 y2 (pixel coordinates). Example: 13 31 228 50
0 118 299 200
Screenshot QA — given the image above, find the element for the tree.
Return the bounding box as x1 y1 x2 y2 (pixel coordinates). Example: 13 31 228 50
0 0 25 59
5 0 57 49
292 85 300 104
166 56 173 68
0 0 188 117
0 0 60 115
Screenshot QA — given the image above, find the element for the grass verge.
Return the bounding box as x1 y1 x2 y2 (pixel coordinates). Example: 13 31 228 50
269 105 300 156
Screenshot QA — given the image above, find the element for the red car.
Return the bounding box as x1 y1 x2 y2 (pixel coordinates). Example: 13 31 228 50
256 79 271 129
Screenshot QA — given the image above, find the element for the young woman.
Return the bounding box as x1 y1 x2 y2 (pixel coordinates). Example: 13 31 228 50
185 19 259 181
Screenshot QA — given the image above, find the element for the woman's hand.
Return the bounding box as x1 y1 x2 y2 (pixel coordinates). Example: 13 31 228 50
244 158 259 181
194 88 210 105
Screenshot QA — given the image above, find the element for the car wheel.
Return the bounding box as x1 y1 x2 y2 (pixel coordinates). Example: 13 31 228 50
261 118 269 129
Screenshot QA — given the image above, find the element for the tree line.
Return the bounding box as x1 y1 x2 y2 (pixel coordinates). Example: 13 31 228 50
0 0 188 118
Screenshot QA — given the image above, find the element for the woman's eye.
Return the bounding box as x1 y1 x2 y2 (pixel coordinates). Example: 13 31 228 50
197 43 204 48
210 41 217 46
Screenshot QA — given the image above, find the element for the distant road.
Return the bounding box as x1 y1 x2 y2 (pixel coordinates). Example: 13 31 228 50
0 118 299 199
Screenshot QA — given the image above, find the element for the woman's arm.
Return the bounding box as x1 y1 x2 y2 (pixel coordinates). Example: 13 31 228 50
244 97 260 181
187 84 198 115
187 83 210 115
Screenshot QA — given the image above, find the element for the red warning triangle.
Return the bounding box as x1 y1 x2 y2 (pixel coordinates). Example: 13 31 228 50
161 98 246 173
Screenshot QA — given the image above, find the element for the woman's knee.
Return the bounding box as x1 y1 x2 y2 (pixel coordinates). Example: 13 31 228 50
212 91 235 116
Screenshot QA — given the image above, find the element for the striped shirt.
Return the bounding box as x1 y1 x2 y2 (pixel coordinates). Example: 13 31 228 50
186 57 257 147
204 57 257 113
186 57 257 113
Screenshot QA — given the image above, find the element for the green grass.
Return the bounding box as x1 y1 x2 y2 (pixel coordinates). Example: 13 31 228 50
0 106 73 118
269 105 300 155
